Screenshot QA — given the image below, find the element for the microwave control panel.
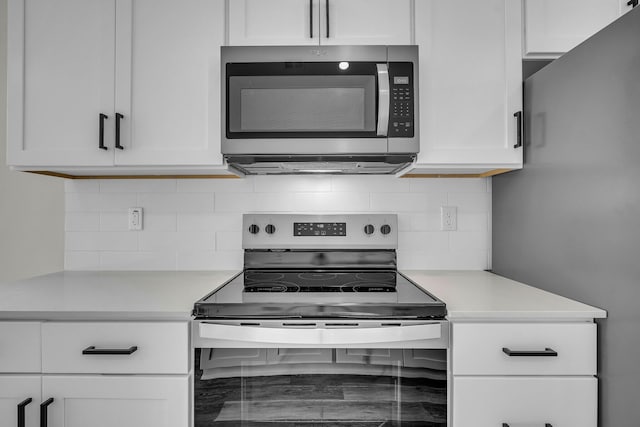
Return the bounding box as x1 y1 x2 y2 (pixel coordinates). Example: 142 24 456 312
388 62 414 138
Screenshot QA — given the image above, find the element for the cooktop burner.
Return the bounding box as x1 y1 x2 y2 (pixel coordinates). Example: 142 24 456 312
243 270 397 293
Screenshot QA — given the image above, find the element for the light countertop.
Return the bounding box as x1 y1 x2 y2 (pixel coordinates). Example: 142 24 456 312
403 270 607 320
0 270 238 321
0 270 606 321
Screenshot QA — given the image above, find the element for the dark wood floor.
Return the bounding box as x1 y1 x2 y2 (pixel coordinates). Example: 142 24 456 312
194 352 447 427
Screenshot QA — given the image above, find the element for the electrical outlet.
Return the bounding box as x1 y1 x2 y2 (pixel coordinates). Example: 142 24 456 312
128 207 143 231
440 206 457 231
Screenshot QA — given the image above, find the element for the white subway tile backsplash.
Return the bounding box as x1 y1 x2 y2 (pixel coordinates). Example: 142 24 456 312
450 231 489 251
143 213 177 232
177 178 254 193
65 213 100 232
332 176 410 193
99 252 177 270
254 176 332 193
178 213 242 232
65 177 491 271
100 179 177 193
176 251 243 270
66 232 138 251
448 192 490 213
64 251 101 270
138 193 215 213
100 212 128 231
138 232 215 252
216 231 243 251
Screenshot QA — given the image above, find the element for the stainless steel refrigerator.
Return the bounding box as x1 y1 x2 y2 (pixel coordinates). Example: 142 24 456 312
493 7 640 427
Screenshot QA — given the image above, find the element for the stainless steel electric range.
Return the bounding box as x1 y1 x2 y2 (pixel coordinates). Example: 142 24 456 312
192 214 448 426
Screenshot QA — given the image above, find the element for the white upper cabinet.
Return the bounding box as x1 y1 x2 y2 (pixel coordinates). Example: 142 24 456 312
412 0 523 173
114 0 224 166
523 0 637 59
228 0 320 46
7 0 116 167
7 0 225 170
321 0 413 45
228 0 413 46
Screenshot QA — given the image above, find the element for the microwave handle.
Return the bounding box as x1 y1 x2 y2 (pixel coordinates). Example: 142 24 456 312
376 64 390 136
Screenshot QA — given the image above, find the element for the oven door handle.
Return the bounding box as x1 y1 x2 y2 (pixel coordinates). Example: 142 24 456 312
376 63 390 137
199 323 441 346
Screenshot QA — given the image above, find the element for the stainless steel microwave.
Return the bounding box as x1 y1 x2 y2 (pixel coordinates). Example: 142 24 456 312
221 45 419 175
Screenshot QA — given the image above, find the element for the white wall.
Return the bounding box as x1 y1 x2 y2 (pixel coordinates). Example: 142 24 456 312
65 176 492 271
0 0 65 282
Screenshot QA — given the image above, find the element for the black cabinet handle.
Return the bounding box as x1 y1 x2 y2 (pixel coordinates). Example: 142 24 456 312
40 398 53 427
309 0 313 38
513 111 523 148
99 114 108 150
82 345 138 355
115 112 124 150
628 0 638 7
502 347 558 357
17 398 32 427
325 0 330 38
503 424 553 427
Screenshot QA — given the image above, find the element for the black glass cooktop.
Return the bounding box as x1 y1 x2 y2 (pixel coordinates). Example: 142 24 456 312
193 270 446 320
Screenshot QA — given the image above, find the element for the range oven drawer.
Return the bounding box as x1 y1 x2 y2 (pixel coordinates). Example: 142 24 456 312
42 321 189 374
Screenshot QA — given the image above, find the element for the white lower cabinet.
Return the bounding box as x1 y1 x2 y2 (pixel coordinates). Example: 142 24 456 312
41 376 189 427
453 376 597 427
0 376 41 427
451 321 599 427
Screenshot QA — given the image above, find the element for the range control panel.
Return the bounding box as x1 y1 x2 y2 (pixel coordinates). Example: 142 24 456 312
294 222 346 236
243 214 398 250
388 62 414 138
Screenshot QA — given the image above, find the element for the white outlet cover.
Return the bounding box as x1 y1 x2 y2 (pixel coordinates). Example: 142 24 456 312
128 207 143 231
440 206 457 231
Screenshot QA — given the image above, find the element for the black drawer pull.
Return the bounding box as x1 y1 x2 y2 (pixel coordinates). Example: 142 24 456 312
503 424 553 427
513 110 523 148
17 398 32 427
82 345 138 355
502 347 558 357
40 398 53 427
98 113 108 150
115 112 124 149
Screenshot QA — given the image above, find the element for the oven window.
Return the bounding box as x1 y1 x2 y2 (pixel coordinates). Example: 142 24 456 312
194 348 447 426
228 75 376 135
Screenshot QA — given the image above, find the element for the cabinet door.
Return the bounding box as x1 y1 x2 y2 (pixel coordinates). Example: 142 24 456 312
320 0 413 45
453 377 597 427
0 376 41 427
7 0 115 167
42 375 188 427
523 0 635 59
414 0 522 170
228 0 320 46
114 0 225 166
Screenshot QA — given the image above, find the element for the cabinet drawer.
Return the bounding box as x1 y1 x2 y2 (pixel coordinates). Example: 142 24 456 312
453 377 597 427
453 323 596 375
0 322 41 372
42 322 188 374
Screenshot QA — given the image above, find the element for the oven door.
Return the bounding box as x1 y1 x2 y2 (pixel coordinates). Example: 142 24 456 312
193 321 448 426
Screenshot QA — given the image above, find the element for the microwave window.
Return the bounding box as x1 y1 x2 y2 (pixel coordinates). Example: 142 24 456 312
229 76 376 134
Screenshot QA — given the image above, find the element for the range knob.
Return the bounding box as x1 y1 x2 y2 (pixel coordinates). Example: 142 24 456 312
380 224 392 235
265 224 276 234
248 224 260 234
364 224 375 235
